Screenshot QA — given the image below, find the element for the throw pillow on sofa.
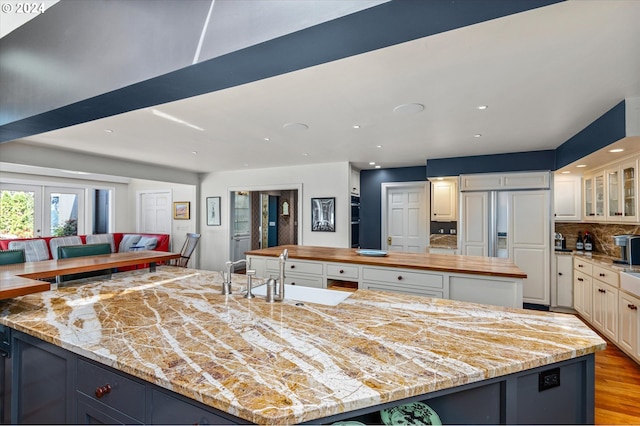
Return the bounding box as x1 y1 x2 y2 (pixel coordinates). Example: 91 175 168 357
8 239 50 262
49 236 83 259
86 234 116 253
136 236 158 250
119 234 142 252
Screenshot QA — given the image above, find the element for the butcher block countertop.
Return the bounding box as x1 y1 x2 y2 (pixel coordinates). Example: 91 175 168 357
0 251 180 300
0 266 602 424
246 245 527 279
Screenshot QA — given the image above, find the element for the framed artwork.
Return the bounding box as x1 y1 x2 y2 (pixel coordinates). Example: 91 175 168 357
207 196 221 226
311 197 335 232
173 202 190 220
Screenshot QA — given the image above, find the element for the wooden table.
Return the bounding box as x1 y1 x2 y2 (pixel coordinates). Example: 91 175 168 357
0 251 180 300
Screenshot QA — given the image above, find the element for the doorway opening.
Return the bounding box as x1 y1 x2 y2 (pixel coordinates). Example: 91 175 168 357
228 185 301 271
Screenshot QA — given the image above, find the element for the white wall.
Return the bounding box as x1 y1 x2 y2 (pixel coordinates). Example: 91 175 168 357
199 162 350 271
127 178 198 264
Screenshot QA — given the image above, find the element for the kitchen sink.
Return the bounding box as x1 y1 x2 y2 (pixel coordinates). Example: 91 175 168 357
252 284 352 306
620 271 640 298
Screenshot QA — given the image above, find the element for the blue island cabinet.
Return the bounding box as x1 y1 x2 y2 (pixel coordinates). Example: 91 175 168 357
0 327 595 425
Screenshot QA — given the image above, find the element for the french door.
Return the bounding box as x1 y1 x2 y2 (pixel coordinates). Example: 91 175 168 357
0 183 85 238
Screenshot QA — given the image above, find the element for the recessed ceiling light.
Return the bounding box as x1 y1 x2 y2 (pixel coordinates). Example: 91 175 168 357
474 134 482 138
376 145 383 148
264 137 270 141
104 129 113 133
375 165 381 169
437 177 444 180
191 151 198 155
302 153 308 156
561 171 571 174
477 105 488 110
369 162 376 165
283 122 309 131
576 164 587 168
393 103 424 115
353 125 361 129
609 148 624 153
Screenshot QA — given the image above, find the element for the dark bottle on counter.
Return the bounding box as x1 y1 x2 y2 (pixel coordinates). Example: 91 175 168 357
576 232 584 251
584 232 593 252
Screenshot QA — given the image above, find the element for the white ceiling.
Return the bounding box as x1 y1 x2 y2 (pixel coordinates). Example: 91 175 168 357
10 0 640 174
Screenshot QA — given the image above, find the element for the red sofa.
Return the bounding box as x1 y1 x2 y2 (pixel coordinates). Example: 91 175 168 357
0 233 171 260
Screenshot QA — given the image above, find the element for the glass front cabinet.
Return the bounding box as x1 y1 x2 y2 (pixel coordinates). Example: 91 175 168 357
584 158 638 223
583 172 605 219
606 159 637 222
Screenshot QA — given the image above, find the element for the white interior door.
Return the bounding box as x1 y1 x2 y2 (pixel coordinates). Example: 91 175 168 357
383 183 427 252
138 191 171 234
460 192 489 257
508 190 550 305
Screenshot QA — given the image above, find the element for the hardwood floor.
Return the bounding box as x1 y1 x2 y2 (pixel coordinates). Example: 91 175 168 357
595 336 640 425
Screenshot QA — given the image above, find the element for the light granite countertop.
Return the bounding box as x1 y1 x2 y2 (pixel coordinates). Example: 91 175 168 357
0 266 605 425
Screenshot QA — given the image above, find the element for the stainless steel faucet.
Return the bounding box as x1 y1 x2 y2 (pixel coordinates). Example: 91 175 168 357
244 269 256 299
274 249 288 301
222 259 247 295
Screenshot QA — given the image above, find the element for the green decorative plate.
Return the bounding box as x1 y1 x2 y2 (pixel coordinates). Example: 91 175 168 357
380 402 442 425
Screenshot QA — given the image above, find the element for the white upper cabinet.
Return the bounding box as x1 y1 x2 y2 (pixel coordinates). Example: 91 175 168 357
430 178 457 222
554 175 582 221
582 155 638 223
459 171 550 191
606 158 638 222
583 170 606 220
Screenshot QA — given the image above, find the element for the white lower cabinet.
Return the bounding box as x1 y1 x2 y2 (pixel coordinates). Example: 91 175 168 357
592 280 618 342
554 254 573 308
246 255 523 308
573 270 592 321
571 255 640 365
362 266 445 299
618 291 640 362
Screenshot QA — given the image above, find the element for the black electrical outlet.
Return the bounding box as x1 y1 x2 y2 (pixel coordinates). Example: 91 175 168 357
538 367 560 392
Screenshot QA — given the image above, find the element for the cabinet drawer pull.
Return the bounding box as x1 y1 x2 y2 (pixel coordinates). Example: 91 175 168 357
598 288 606 293
629 304 638 310
339 269 344 274
577 278 584 282
558 272 563 276
291 282 296 285
95 384 111 399
290 265 295 269
578 264 584 268
599 273 605 277
397 275 403 281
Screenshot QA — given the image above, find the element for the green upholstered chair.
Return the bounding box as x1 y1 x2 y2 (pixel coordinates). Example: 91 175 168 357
57 243 112 283
0 249 26 266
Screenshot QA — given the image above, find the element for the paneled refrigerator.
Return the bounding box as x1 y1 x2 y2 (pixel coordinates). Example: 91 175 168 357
459 188 550 306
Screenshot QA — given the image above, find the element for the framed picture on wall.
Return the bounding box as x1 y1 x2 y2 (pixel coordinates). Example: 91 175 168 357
207 196 221 226
173 202 190 220
311 197 335 232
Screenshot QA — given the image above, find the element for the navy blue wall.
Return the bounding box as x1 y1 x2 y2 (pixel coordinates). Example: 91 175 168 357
555 100 626 169
360 166 426 250
426 150 555 178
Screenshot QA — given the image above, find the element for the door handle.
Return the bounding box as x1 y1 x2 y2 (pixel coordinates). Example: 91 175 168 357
387 236 392 245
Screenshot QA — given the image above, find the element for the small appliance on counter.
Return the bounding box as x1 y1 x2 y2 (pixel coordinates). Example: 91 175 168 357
613 234 640 265
554 232 567 251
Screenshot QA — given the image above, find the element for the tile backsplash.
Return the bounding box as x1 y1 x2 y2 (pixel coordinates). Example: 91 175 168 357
554 222 640 257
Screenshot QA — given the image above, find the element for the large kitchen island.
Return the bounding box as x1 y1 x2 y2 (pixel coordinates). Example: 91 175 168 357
0 265 604 424
246 245 527 308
